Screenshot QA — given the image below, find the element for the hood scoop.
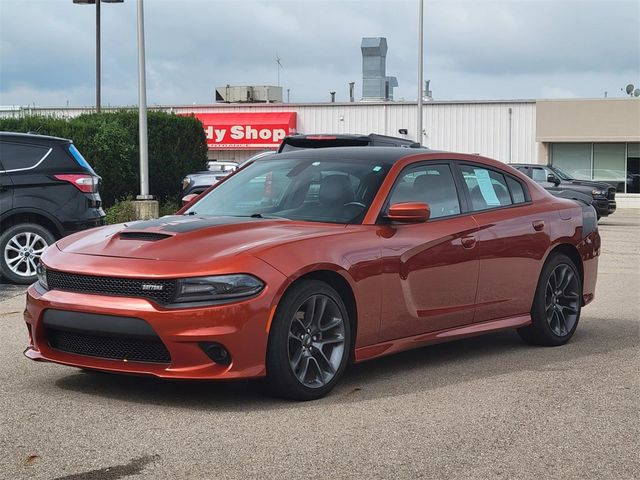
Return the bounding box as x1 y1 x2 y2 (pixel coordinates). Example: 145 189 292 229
118 232 172 242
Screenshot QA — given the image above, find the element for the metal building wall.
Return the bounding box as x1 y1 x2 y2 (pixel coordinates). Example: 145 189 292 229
1 101 537 164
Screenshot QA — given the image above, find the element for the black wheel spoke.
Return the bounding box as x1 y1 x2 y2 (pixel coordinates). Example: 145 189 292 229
289 331 302 343
312 296 328 329
320 315 343 332
315 347 336 375
318 334 344 347
303 298 316 329
297 356 311 383
290 348 304 371
309 357 325 386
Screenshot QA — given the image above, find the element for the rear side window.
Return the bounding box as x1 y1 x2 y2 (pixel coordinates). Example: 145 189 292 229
0 142 50 171
389 164 461 219
506 177 527 204
68 144 96 174
460 165 513 211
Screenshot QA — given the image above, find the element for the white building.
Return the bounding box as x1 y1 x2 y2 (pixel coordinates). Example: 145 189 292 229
2 97 638 207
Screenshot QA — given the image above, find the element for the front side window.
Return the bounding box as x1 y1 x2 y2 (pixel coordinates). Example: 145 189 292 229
388 164 460 219
460 165 513 211
187 157 390 224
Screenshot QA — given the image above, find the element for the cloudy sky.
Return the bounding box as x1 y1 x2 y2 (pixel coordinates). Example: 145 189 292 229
0 0 638 107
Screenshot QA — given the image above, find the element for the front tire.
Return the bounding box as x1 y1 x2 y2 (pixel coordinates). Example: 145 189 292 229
266 280 351 401
0 223 55 284
518 253 582 346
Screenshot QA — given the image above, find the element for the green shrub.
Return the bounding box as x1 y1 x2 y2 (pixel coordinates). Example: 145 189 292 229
159 198 180 217
104 197 138 225
0 111 208 206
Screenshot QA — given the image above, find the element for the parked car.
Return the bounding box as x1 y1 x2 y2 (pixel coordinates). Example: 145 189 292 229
181 160 238 196
25 147 599 400
0 132 105 284
181 133 420 199
511 163 616 219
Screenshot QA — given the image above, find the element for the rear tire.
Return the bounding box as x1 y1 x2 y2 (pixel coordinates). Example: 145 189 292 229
0 223 55 284
518 253 582 346
266 280 351 401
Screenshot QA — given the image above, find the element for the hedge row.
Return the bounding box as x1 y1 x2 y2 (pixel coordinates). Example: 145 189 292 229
0 111 208 206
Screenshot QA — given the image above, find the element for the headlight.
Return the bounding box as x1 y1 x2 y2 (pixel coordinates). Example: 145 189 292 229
36 262 48 290
174 274 263 303
591 188 607 197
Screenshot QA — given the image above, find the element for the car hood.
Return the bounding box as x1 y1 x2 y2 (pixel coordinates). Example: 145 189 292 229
56 215 347 263
564 179 612 190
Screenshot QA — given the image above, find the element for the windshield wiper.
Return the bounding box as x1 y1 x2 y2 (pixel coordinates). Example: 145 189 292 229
249 213 287 219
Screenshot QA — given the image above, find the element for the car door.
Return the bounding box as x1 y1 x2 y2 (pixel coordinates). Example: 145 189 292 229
378 162 480 341
456 163 551 323
0 146 15 215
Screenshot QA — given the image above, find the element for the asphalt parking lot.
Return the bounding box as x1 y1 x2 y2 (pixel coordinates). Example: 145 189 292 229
1 211 638 480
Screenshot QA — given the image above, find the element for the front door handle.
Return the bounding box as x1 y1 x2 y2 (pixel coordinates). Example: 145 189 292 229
532 220 545 231
461 236 476 249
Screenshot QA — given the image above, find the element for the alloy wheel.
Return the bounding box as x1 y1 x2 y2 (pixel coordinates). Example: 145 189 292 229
545 263 580 337
3 232 48 278
287 294 346 388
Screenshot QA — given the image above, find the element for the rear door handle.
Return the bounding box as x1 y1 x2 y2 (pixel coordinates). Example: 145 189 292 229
461 236 476 249
532 220 545 231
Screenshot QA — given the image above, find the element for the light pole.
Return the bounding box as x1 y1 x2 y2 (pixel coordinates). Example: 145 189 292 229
73 0 123 113
136 0 151 200
416 0 424 145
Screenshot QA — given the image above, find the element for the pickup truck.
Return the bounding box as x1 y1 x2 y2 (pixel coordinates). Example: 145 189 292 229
511 163 616 219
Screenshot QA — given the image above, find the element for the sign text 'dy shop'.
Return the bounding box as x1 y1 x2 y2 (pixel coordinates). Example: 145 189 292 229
188 112 297 150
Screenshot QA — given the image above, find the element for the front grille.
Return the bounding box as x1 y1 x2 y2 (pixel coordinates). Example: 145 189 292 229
47 328 171 363
607 188 616 200
47 270 176 304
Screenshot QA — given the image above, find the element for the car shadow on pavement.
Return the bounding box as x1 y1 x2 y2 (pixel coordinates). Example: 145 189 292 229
52 316 637 411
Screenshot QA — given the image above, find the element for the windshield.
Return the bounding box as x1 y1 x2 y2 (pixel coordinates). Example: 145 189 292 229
551 166 574 181
186 157 391 224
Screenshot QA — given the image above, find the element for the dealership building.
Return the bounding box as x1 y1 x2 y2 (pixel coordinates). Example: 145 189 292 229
3 96 639 207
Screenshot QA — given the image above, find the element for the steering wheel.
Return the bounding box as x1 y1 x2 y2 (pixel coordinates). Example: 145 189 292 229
343 202 366 208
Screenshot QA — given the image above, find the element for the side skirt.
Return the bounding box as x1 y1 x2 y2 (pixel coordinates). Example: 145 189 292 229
354 314 531 363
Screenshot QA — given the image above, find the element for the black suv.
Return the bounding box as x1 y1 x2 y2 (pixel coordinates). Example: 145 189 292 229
0 132 105 284
512 163 616 219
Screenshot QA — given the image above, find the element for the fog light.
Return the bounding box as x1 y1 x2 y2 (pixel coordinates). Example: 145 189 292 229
199 342 231 366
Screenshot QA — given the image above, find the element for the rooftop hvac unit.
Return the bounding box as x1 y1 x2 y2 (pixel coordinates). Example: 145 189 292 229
215 85 283 103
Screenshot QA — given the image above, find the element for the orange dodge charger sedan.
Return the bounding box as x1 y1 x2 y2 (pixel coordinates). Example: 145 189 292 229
24 147 600 400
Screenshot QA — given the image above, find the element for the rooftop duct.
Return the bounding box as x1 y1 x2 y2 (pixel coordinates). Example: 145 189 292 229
361 37 398 101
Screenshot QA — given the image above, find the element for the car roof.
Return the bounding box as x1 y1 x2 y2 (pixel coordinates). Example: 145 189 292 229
510 163 551 167
260 146 437 164
284 133 420 145
0 131 70 143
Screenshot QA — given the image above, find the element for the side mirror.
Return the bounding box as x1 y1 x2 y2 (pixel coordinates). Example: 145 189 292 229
181 193 200 207
547 173 561 186
385 202 430 223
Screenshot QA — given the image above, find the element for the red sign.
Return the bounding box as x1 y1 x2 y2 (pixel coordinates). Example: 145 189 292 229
189 112 297 150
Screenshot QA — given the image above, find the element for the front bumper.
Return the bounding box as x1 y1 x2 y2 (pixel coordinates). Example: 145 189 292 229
23 282 278 380
592 198 616 217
